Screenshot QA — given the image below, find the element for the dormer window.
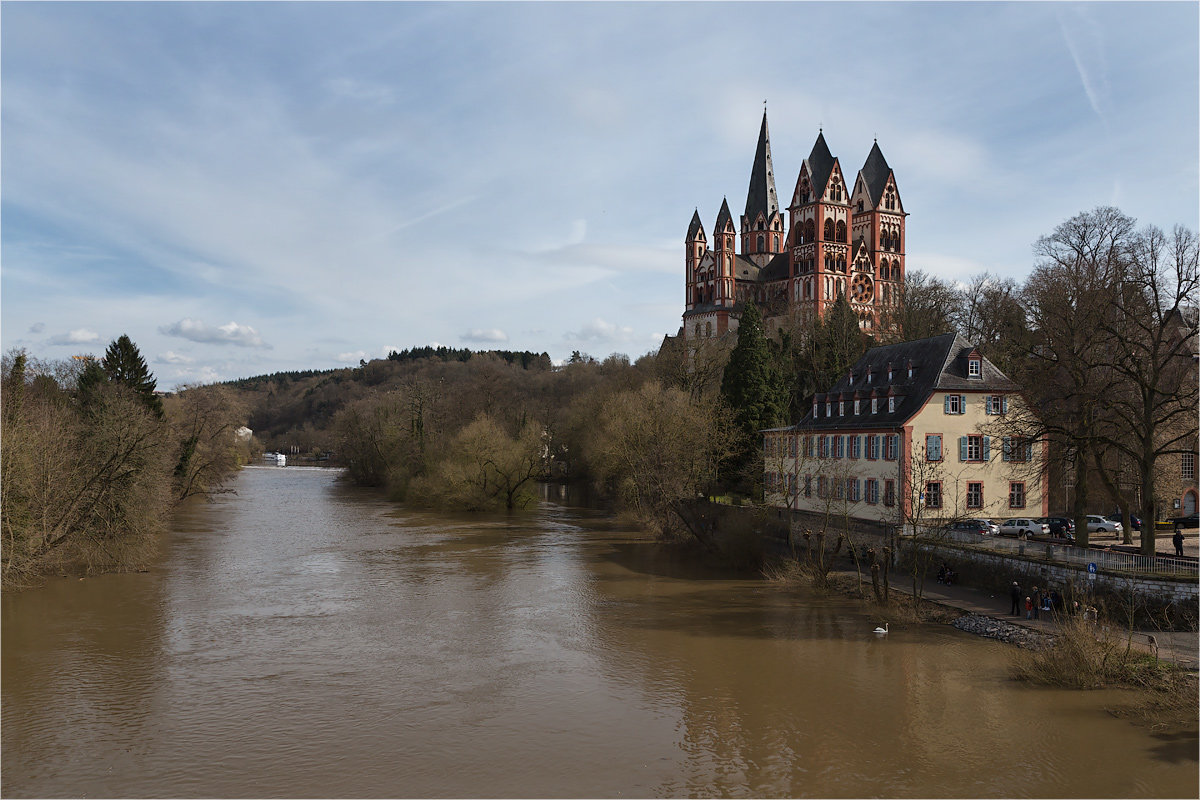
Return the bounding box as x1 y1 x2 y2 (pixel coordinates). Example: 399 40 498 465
968 357 982 378
906 360 913 379
888 395 896 414
887 363 893 382
871 397 878 414
826 400 832 418
838 399 845 416
866 368 873 384
853 398 861 415
812 398 819 418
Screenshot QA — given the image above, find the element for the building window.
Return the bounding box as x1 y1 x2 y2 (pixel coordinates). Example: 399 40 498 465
884 480 895 507
818 435 828 459
834 478 845 500
871 397 878 414
817 476 827 498
1009 482 1026 509
1002 437 1032 463
854 399 861 415
834 435 845 459
926 481 942 509
966 482 983 509
888 396 895 414
812 399 818 418
804 476 812 498
850 478 861 502
867 434 880 460
884 434 899 461
851 435 862 459
805 436 814 458
1183 453 1196 480
866 479 880 504
826 401 832 418
926 434 942 461
962 434 988 462
945 394 965 414
839 399 845 416
987 395 1008 415
968 357 981 378
788 474 797 496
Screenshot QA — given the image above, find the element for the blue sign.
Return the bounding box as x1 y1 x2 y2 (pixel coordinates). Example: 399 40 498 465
1087 562 1098 574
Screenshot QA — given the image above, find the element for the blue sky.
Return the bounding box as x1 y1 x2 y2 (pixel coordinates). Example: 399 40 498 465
3 1 1197 388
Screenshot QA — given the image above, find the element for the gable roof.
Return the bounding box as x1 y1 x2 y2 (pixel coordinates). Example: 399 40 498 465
790 332 1020 431
744 111 780 223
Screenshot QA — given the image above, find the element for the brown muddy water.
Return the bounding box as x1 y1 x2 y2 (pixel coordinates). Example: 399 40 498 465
2 467 1196 798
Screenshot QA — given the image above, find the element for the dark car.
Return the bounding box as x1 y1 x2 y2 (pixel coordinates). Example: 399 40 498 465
1105 513 1141 530
1038 516 1076 536
945 520 994 536
1168 512 1199 529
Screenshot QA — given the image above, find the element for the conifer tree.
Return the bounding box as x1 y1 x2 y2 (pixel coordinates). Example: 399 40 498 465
721 303 789 474
102 334 163 417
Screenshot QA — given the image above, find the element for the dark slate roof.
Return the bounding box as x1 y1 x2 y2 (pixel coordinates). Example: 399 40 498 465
734 254 761 281
715 197 735 233
758 251 790 282
790 332 1020 431
805 132 836 197
859 140 891 205
687 209 705 240
744 111 780 223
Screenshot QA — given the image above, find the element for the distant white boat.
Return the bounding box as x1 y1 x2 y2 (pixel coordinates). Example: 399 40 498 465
275 453 287 467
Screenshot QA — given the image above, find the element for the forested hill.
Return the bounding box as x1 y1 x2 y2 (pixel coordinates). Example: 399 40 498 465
221 347 558 453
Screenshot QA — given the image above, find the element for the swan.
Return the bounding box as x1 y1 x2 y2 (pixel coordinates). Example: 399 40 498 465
873 623 889 634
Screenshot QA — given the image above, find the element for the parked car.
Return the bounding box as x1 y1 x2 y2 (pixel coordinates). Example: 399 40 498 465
999 518 1049 538
945 520 995 536
973 519 1001 536
1168 512 1199 529
1037 517 1075 537
1105 513 1141 530
1086 515 1122 535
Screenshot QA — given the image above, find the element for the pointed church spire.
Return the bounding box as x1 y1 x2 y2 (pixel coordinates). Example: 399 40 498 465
805 131 836 196
715 197 734 233
860 140 892 205
687 209 705 240
744 110 779 223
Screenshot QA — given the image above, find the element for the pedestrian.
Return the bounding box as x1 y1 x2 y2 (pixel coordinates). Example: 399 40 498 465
1009 581 1021 616
1025 596 1033 619
1032 586 1041 620
1173 528 1185 557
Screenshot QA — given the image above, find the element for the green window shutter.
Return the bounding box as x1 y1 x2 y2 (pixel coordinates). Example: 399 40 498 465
959 436 968 461
1025 441 1034 461
984 396 993 415
1002 396 1009 414
944 395 951 414
982 436 991 461
1002 437 1011 461
959 395 967 413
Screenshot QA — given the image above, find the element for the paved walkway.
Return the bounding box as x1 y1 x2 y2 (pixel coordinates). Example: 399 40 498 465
881 570 1199 670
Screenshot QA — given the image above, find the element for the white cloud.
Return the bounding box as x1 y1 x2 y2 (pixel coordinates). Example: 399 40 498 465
46 327 100 345
160 319 270 349
158 350 195 364
564 317 636 343
28 322 45 333
336 350 368 362
461 328 509 343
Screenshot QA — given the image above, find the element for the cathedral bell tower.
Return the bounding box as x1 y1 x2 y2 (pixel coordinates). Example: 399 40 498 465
713 198 737 308
685 210 706 311
787 131 850 317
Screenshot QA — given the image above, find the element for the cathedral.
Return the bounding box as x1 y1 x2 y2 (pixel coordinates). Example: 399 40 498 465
679 112 906 342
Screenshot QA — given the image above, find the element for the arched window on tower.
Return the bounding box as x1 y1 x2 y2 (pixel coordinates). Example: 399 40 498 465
804 220 815 243
836 221 847 243
757 234 764 251
824 219 834 240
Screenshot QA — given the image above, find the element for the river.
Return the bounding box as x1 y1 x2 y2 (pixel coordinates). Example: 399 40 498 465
2 466 1196 798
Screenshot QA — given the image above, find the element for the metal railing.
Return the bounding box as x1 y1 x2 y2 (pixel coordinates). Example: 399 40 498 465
919 528 1199 578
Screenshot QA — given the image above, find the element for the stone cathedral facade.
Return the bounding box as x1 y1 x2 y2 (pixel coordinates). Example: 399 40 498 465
678 112 907 343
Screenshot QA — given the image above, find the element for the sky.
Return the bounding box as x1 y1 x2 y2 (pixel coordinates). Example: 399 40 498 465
3 1 1197 389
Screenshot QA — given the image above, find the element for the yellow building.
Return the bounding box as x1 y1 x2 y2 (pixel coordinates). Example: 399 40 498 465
763 333 1047 526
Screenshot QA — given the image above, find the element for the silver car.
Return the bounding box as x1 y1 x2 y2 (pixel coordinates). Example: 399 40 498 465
1086 515 1122 535
999 518 1049 538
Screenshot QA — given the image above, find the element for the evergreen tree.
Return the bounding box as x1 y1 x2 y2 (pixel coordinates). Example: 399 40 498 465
102 335 163 416
721 302 790 468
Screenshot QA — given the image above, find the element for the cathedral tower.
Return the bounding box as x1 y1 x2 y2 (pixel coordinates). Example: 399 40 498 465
849 140 906 331
740 111 784 266
685 210 706 311
787 132 851 317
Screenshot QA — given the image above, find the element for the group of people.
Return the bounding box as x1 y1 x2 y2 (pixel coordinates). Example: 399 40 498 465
936 562 957 585
1008 581 1065 620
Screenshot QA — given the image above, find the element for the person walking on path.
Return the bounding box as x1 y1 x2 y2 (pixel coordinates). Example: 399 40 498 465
1009 581 1021 616
1032 586 1041 620
1174 528 1185 557
1025 596 1033 619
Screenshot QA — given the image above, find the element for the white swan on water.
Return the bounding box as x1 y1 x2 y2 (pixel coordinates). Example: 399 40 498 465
873 623 889 634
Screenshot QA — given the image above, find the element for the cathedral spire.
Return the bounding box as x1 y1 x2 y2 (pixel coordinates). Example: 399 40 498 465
744 110 779 223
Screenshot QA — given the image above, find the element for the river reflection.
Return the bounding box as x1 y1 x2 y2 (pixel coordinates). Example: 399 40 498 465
2 467 1196 798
